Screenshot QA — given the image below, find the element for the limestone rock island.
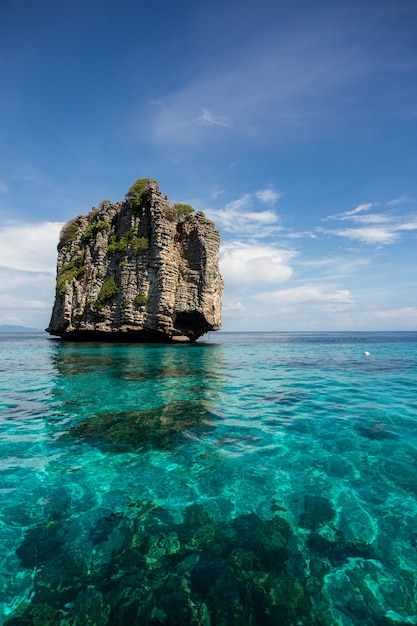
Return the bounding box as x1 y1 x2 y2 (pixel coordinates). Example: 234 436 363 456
47 178 223 342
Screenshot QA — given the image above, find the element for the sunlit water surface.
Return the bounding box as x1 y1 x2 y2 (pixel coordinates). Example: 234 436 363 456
1 331 417 625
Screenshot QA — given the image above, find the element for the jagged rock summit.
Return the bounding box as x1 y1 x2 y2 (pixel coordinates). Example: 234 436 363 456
47 178 223 342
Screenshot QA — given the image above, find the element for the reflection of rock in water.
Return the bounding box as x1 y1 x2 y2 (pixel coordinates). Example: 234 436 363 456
51 342 224 378
61 400 217 452
48 342 226 452
50 341 225 400
11 501 314 625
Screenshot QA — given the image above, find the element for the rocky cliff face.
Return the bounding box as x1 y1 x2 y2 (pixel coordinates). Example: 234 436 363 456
47 179 223 342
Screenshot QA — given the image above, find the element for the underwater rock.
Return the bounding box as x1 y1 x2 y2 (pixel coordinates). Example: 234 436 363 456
16 520 67 568
61 399 215 452
11 501 314 626
307 531 375 566
299 494 335 531
4 602 61 625
326 454 353 478
88 512 128 545
356 423 399 440
66 586 111 625
190 552 235 597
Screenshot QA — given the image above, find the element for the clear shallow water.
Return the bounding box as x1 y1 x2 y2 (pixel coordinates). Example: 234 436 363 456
1 331 417 625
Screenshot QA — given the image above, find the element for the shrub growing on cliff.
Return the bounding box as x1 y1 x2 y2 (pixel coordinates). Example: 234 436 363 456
125 178 159 211
99 200 113 211
60 220 79 246
56 257 86 296
108 227 149 255
173 203 194 222
98 276 119 305
133 291 149 307
163 202 195 223
81 220 110 242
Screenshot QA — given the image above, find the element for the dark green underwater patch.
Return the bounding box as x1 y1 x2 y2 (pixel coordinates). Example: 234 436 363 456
11 501 312 626
61 400 216 452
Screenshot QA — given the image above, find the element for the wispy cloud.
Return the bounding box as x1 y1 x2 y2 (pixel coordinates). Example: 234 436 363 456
252 285 353 306
327 203 374 221
375 307 417 322
146 17 378 147
255 186 283 206
324 226 400 245
207 187 282 236
286 231 317 240
321 200 417 245
198 108 231 128
222 299 245 312
396 220 417 232
210 185 225 199
385 195 413 207
297 255 370 279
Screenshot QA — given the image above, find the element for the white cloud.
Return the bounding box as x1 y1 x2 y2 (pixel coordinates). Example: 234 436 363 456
321 199 417 245
0 292 51 311
222 299 245 312
0 221 63 273
0 268 56 328
396 220 417 232
226 194 252 212
207 193 281 236
297 255 370 278
252 285 352 305
386 195 414 207
350 213 393 225
210 185 225 199
286 231 317 239
327 203 374 221
255 187 282 206
375 307 417 322
198 108 231 128
220 241 296 287
321 219 417 245
326 226 399 245
0 221 62 327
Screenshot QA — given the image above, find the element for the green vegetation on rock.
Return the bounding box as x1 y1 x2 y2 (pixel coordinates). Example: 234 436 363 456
98 276 119 305
163 202 195 223
56 257 86 296
133 291 149 307
125 178 159 212
108 227 149 255
99 200 113 211
81 220 110 242
60 221 79 246
172 203 194 221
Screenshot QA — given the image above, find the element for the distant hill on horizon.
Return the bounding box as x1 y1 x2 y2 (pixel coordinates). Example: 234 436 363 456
0 324 44 333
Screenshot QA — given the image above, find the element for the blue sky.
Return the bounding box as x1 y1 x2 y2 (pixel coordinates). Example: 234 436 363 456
1 0 416 331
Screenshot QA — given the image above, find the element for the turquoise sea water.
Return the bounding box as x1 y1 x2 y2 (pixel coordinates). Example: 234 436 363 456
1 331 417 625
